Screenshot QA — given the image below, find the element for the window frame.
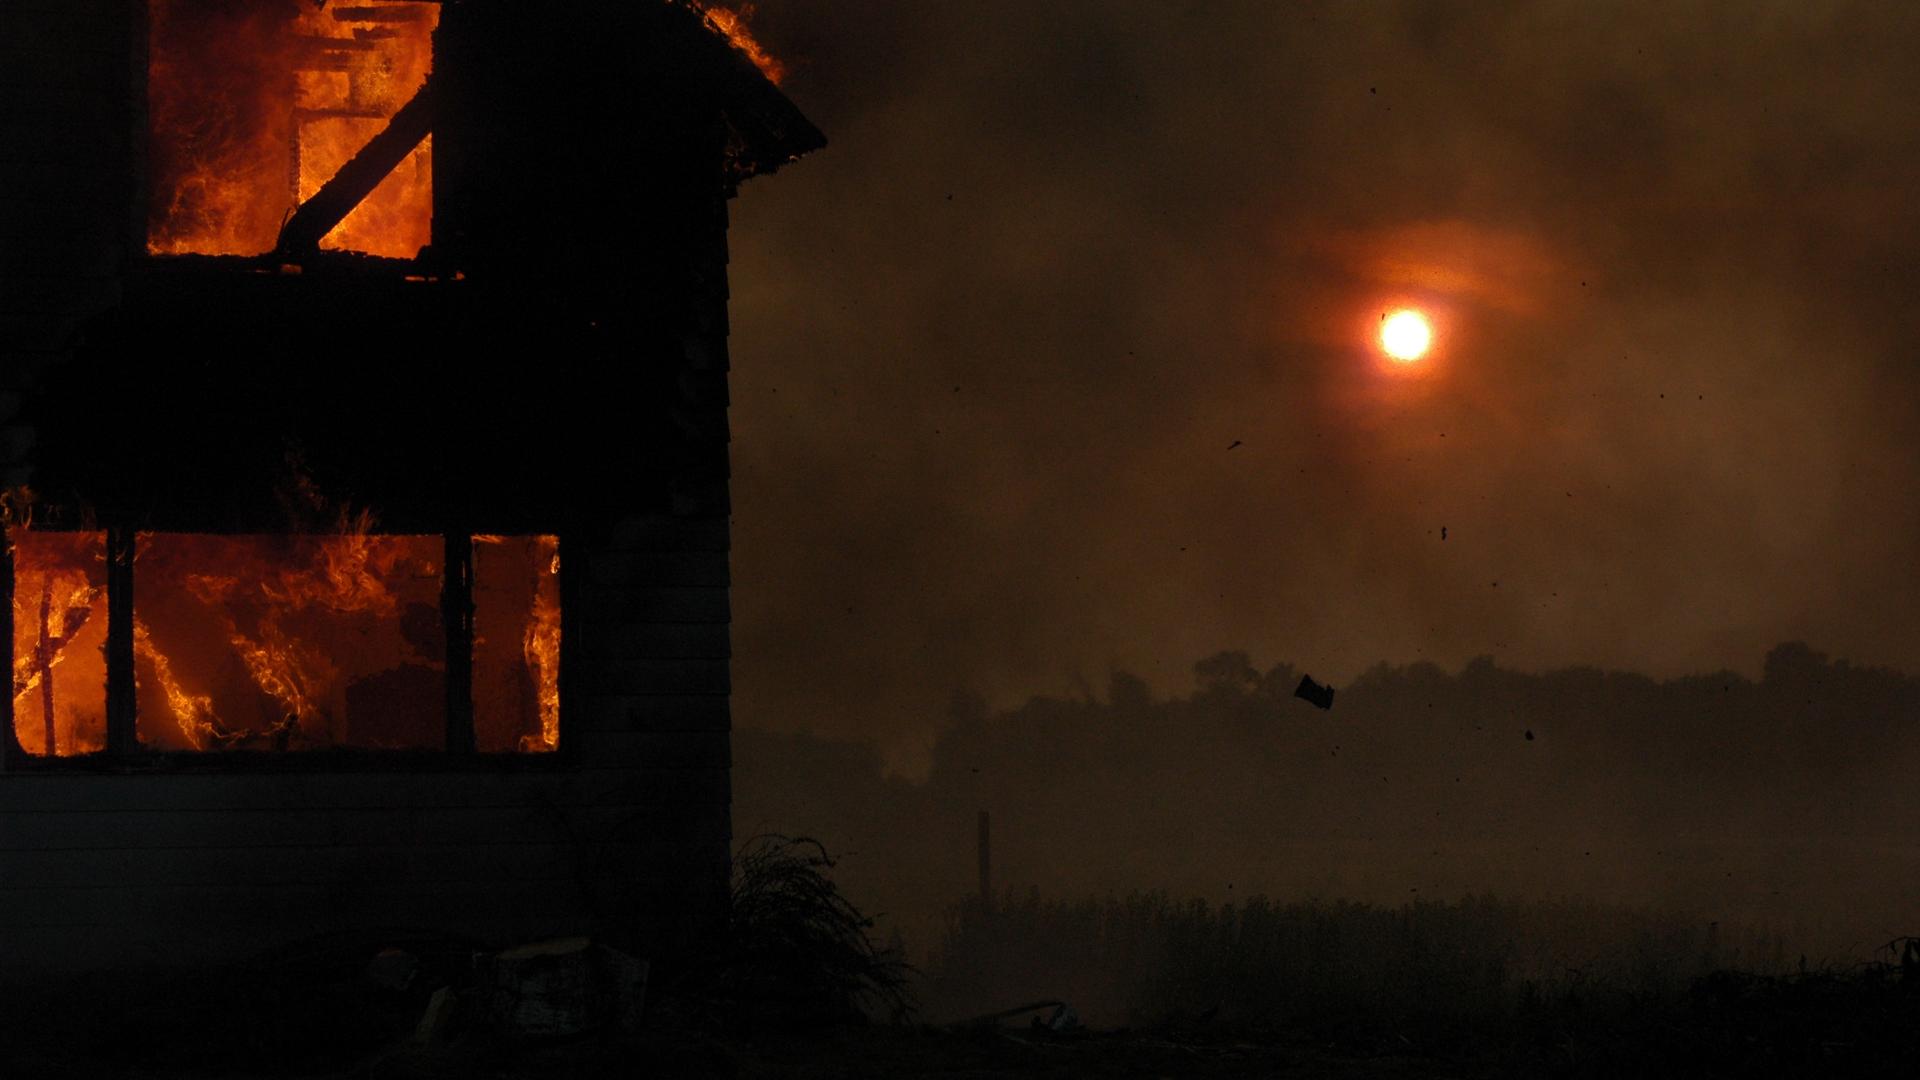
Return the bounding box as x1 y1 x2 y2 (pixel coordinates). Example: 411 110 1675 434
0 527 569 771
137 0 444 267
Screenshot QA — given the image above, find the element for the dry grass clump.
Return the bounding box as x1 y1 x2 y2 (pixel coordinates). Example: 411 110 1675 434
708 835 914 1028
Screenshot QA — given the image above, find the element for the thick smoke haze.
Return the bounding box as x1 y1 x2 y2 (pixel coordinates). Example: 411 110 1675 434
725 1 1920 773
732 646 1920 962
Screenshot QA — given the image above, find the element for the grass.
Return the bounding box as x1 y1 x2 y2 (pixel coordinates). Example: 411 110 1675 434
924 891 1787 1045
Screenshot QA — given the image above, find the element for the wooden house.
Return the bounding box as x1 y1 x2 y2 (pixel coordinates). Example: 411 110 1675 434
0 0 821 976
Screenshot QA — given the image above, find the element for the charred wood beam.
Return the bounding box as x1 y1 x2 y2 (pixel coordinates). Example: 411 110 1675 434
106 526 135 756
35 586 52 755
12 585 97 752
275 75 435 257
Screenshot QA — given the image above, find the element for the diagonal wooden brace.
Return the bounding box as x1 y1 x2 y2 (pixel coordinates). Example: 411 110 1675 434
276 74 436 257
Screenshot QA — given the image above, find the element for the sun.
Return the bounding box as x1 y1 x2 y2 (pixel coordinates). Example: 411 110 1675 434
1380 309 1432 362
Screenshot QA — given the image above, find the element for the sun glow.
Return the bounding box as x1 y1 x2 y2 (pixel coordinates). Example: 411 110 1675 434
1380 310 1432 362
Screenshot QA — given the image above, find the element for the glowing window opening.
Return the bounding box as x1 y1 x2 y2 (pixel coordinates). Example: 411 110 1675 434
7 530 558 759
146 1 437 259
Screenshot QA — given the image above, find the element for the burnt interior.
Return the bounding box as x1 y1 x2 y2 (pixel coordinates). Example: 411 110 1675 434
147 0 437 259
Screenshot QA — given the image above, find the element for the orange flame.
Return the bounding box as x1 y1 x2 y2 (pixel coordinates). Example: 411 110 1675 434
133 621 225 750
10 531 108 757
13 525 559 754
230 620 336 728
520 539 561 752
134 530 439 750
148 1 436 258
694 2 786 84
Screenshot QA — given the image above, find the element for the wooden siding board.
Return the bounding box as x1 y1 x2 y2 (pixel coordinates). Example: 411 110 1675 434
671 404 729 440
0 275 120 314
602 515 729 553
0 805 660 850
0 836 724 890
0 869 725 965
0 769 654 814
588 585 730 624
577 656 731 696
670 479 731 518
0 196 123 234
574 620 730 659
569 729 729 770
677 368 730 407
0 51 128 93
0 154 124 193
581 693 730 732
0 879 594 933
0 0 125 34
0 155 126 202
587 551 729 588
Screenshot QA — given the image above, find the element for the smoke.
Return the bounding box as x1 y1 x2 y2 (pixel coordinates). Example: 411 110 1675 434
726 1 1920 772
735 645 1920 963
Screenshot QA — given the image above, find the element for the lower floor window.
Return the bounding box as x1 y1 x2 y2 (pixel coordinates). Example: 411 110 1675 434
473 534 563 754
9 530 559 758
12 532 108 756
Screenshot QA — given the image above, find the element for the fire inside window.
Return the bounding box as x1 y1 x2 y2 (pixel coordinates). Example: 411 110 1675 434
147 0 437 259
11 531 558 756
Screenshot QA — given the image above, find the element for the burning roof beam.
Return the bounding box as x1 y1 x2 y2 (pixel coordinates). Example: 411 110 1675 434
274 75 436 258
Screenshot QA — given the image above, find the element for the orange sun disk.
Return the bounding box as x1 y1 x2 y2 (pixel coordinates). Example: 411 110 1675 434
1380 309 1432 362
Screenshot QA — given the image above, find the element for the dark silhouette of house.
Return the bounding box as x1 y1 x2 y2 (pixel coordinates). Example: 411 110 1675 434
0 1 821 976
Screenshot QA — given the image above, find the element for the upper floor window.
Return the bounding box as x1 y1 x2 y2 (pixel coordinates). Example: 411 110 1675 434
147 0 437 259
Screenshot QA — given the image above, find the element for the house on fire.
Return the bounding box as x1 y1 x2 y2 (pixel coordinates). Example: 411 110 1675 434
0 1 821 975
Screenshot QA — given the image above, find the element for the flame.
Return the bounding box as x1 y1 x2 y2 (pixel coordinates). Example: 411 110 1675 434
227 619 335 730
135 531 438 750
13 527 559 754
133 621 226 750
160 524 399 739
10 531 109 757
520 538 561 752
10 582 101 701
253 527 401 617
694 3 786 84
148 1 436 258
472 534 561 753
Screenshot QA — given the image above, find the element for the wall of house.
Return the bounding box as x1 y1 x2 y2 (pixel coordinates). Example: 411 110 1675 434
0 0 131 491
0 1 741 976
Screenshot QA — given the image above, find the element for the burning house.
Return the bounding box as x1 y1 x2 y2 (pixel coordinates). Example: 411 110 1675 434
0 0 820 975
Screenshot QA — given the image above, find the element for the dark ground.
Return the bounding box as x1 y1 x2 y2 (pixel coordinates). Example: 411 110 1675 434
11 968 1920 1079
317 1028 1491 1079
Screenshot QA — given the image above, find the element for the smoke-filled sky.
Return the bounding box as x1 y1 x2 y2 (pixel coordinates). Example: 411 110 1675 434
723 1 1920 773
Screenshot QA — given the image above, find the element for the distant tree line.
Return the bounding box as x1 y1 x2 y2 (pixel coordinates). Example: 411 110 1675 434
734 643 1920 951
